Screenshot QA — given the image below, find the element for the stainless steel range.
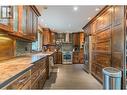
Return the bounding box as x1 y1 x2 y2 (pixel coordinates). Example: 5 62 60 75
62 43 73 64
62 51 72 64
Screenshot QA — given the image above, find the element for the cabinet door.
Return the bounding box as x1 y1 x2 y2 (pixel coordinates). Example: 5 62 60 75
112 23 124 69
113 6 124 26
56 52 62 64
31 80 39 89
6 71 30 89
112 25 124 52
73 52 79 64
21 80 31 90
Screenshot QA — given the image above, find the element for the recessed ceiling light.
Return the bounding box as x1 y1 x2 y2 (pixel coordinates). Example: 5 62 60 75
95 8 100 11
73 6 78 11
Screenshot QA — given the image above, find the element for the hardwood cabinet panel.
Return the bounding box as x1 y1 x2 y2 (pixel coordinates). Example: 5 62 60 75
43 28 51 45
31 79 39 89
112 52 123 69
95 54 111 67
112 25 124 52
113 6 124 26
91 63 96 74
0 6 39 41
96 8 111 31
31 70 40 84
4 57 49 90
6 70 30 89
21 80 31 89
83 6 125 85
72 33 80 47
73 52 84 64
56 52 62 64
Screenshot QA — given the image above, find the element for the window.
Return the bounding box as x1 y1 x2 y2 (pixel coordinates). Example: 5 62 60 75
32 31 42 51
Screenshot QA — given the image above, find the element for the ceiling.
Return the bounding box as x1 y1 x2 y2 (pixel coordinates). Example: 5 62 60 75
37 6 104 33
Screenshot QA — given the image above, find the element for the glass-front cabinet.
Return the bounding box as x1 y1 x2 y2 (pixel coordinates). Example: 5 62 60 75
22 6 27 33
0 6 11 25
13 6 18 32
0 6 40 41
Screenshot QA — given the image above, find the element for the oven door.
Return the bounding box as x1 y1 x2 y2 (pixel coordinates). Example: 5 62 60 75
62 52 72 64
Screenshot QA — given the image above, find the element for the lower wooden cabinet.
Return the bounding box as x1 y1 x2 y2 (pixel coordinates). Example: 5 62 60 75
21 80 31 89
73 51 84 64
5 57 49 89
31 78 40 89
6 70 31 89
55 52 62 64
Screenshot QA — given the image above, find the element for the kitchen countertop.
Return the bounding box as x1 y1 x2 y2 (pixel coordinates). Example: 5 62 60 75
0 52 54 89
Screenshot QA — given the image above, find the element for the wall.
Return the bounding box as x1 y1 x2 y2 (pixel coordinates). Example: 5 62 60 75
16 40 32 56
0 34 15 61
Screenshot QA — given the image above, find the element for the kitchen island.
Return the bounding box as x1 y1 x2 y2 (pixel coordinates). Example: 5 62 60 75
0 52 55 89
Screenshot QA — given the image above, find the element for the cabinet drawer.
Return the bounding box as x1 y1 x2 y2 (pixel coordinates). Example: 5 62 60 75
6 71 30 89
40 68 46 76
31 70 40 84
31 63 39 74
31 79 39 89
21 80 31 90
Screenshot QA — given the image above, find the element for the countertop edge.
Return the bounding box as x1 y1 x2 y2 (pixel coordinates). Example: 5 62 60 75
0 54 49 89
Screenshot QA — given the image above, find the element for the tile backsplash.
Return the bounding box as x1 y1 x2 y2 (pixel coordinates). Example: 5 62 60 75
16 40 32 56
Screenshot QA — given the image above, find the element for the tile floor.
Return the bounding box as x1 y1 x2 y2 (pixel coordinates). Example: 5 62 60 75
44 64 102 89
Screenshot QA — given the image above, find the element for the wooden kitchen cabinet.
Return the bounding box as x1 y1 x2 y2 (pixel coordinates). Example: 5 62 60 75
72 33 80 47
0 6 40 41
21 80 31 89
31 57 48 89
43 28 51 45
72 32 84 50
55 52 62 64
6 70 31 89
5 57 49 90
83 6 125 86
113 6 124 26
73 51 84 64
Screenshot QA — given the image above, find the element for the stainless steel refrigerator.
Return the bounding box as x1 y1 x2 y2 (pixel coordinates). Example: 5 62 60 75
83 35 92 73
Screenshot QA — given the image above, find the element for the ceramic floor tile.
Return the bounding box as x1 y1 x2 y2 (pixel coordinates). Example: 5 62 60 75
43 64 102 90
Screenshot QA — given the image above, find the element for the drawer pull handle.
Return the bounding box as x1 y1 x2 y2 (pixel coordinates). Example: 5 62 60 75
17 78 27 83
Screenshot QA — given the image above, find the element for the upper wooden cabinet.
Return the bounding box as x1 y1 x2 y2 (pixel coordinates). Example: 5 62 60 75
72 33 80 47
72 32 84 49
43 28 51 45
43 28 57 45
0 6 40 41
